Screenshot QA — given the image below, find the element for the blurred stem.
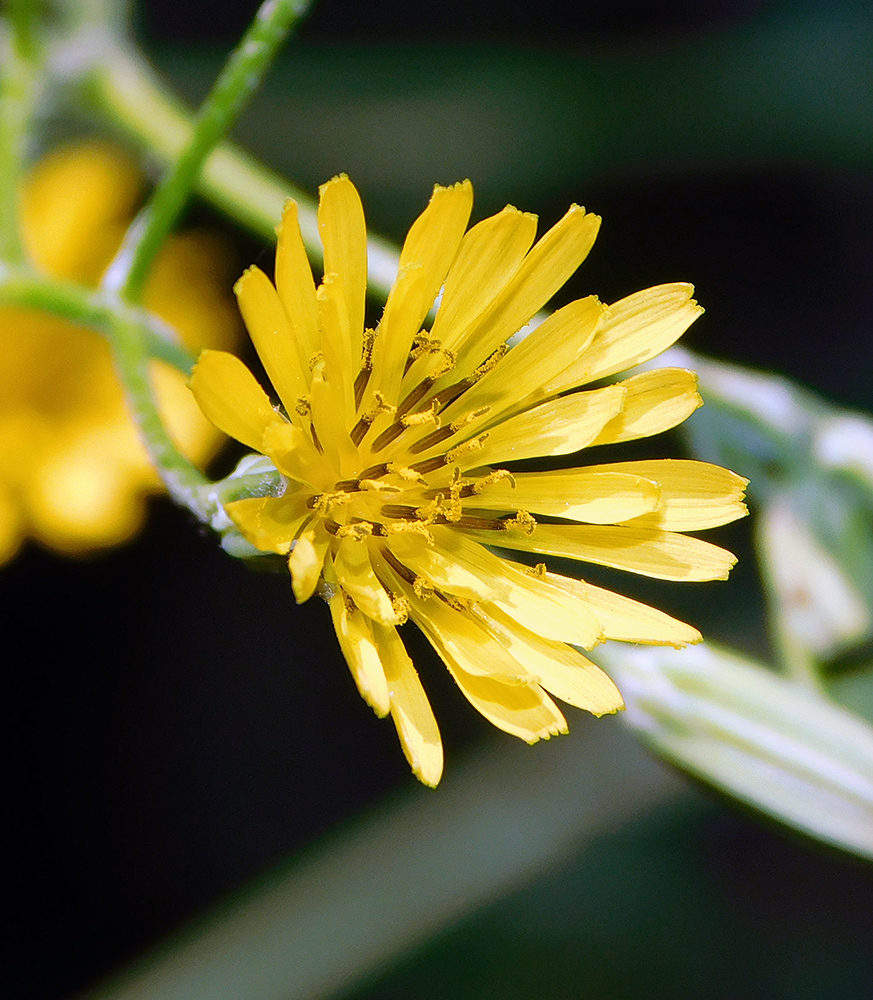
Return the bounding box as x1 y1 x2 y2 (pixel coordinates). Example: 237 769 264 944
0 265 194 371
0 0 40 263
56 0 130 33
109 309 215 519
83 42 402 301
84 721 683 1000
754 514 827 691
103 0 313 302
0 264 213 518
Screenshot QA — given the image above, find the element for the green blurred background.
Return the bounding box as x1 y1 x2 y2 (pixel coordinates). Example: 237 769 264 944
10 2 873 998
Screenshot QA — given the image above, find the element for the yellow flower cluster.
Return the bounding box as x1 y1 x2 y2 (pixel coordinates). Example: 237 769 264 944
0 144 239 562
191 176 747 786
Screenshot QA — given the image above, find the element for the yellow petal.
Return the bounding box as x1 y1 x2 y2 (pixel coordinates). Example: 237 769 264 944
372 621 443 787
451 204 601 378
261 420 329 486
473 468 661 523
318 174 367 364
386 529 505 602
404 590 567 741
482 559 603 649
462 522 738 581
328 592 391 717
275 199 320 363
429 206 538 354
308 367 358 479
315 275 356 418
476 605 624 715
334 535 400 624
582 459 749 530
440 295 604 426
188 349 283 451
449 662 568 743
544 283 703 393
460 383 625 467
289 521 331 602
589 368 701 446
547 573 702 646
405 585 532 683
226 494 311 554
234 265 310 414
371 181 474 404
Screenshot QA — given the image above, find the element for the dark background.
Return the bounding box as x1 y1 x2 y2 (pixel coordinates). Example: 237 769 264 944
11 2 873 999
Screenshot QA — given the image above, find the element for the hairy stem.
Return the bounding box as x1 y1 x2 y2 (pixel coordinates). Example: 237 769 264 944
84 42 402 300
102 0 313 302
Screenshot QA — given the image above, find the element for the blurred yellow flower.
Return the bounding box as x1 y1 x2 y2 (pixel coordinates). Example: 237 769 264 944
191 175 747 786
0 143 239 562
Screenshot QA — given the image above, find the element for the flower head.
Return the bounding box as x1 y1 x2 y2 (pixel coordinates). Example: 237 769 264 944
0 143 239 562
191 175 747 786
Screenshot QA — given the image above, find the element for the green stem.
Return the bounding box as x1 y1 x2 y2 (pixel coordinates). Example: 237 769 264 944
0 264 213 519
0 0 41 263
102 0 312 302
109 309 215 517
0 265 194 372
83 42 402 301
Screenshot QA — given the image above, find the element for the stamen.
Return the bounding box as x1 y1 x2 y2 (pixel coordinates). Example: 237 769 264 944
455 514 509 530
386 463 428 484
354 331 377 409
333 479 362 493
408 425 454 455
358 462 389 480
361 328 377 368
396 379 434 419
382 548 416 584
353 367 370 409
384 520 434 541
352 479 387 495
463 468 516 496
410 333 442 360
401 400 441 429
371 421 406 452
472 344 509 379
390 593 411 624
350 418 370 447
437 592 471 612
380 504 420 521
416 493 462 523
353 393 396 447
501 510 537 534
450 406 490 432
336 521 374 540
428 377 475 411
310 491 352 514
427 348 456 381
410 455 449 475
446 434 488 463
310 424 324 453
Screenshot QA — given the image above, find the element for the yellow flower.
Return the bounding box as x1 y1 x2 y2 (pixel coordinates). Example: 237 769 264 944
190 176 747 787
0 143 239 562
